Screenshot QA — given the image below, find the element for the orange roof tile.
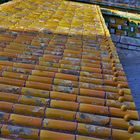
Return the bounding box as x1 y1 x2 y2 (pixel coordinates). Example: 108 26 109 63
0 0 139 140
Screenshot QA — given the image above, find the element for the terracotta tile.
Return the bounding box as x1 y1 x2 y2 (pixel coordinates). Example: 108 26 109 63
53 78 78 87
0 111 10 122
0 77 25 87
107 99 136 110
0 84 21 94
80 72 102 79
0 52 17 58
32 70 55 78
76 112 110 126
43 118 77 132
82 52 100 57
53 85 78 94
42 51 61 59
50 91 77 101
80 88 105 98
0 101 14 112
117 81 129 88
21 87 50 98
13 104 45 117
50 100 78 111
129 133 140 140
112 129 131 140
103 80 117 86
26 81 52 90
43 54 61 60
122 88 131 95
80 82 104 91
45 108 76 121
0 92 19 103
111 117 129 129
0 1 138 140
35 65 58 72
81 66 102 73
76 135 103 140
58 68 79 76
81 63 101 69
2 71 28 80
106 92 133 101
8 114 42 127
0 61 13 66
77 95 105 105
60 60 80 65
64 49 81 55
82 55 100 61
44 48 63 53
18 95 50 106
104 85 118 93
40 130 75 140
77 123 111 138
79 103 109 115
13 63 35 69
4 46 26 53
110 107 139 120
0 65 5 71
82 59 100 65
60 64 80 71
80 77 103 85
129 120 140 132
102 69 113 75
63 53 81 58
1 125 39 140
55 73 78 81
6 66 32 75
28 75 53 84
39 61 60 68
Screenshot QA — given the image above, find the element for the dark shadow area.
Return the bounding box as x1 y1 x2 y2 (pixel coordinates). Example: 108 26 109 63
117 48 140 116
0 0 11 4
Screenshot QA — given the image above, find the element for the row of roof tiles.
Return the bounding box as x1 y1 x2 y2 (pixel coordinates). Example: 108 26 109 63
0 0 139 139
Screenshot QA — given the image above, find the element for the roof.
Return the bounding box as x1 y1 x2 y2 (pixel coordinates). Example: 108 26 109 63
101 8 140 24
72 0 140 13
0 0 140 140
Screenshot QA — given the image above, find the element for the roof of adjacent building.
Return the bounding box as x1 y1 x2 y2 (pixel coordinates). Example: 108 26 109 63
0 0 140 140
101 8 140 24
72 0 140 12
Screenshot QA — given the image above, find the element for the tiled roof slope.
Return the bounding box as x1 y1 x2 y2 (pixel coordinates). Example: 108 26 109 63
101 8 140 23
0 0 140 140
72 0 140 12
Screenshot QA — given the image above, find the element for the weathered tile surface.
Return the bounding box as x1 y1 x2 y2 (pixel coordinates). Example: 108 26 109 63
0 0 139 140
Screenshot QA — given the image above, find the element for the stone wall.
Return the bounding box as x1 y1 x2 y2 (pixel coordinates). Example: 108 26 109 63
112 34 140 51
103 14 140 51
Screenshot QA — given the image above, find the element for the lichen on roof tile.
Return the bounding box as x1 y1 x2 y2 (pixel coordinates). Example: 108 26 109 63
0 0 139 140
